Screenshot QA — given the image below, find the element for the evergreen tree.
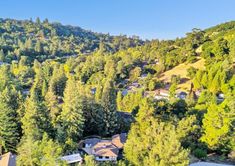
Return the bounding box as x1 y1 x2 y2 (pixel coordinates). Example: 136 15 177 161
0 102 20 152
22 92 53 140
0 65 15 91
25 38 33 50
48 66 67 97
0 87 21 152
36 17 41 25
35 40 43 53
101 79 119 136
45 89 61 127
59 77 84 144
83 100 104 135
209 72 220 93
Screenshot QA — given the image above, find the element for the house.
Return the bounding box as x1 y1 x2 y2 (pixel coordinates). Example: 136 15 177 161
177 91 187 100
60 153 83 165
112 133 127 149
84 138 100 148
92 140 119 161
0 152 16 166
81 133 127 162
154 89 170 100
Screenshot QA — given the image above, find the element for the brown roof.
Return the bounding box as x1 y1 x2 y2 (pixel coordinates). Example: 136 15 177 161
112 133 127 149
0 152 16 166
93 140 119 157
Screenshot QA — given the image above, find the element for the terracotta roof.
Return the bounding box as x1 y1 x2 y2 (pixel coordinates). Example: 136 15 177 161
93 140 119 157
112 133 127 149
0 152 16 166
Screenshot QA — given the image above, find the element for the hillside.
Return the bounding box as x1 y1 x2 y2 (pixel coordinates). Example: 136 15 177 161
159 58 205 91
0 18 234 165
0 18 144 63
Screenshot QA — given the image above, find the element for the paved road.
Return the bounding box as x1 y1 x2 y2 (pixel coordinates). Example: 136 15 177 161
190 162 234 166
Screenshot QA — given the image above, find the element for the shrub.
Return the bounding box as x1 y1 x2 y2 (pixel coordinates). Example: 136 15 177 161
193 148 207 159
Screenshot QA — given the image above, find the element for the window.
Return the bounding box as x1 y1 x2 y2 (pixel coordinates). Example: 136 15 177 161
105 156 109 159
99 156 103 159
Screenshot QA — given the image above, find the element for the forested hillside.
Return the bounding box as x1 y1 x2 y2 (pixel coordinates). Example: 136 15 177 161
0 18 143 63
0 18 234 166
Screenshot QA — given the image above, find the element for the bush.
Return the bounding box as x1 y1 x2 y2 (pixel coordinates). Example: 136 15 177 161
193 148 207 159
187 56 197 64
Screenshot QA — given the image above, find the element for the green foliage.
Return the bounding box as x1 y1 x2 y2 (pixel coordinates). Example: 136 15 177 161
187 66 197 79
0 18 235 164
201 103 234 152
193 148 207 159
124 117 189 166
22 93 53 140
0 18 143 62
59 77 84 146
84 155 97 166
101 79 119 136
0 87 22 152
17 133 65 166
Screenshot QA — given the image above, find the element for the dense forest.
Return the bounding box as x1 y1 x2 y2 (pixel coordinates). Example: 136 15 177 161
0 18 234 166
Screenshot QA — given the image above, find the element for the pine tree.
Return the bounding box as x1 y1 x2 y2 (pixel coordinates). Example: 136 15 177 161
83 100 104 135
25 38 33 50
48 66 67 97
59 77 84 143
35 40 43 53
45 89 61 127
36 17 41 25
0 102 20 152
0 65 15 91
0 87 21 152
101 79 119 136
209 72 220 93
22 92 53 140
